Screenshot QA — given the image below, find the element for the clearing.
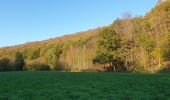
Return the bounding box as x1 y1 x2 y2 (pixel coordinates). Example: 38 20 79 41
0 72 170 100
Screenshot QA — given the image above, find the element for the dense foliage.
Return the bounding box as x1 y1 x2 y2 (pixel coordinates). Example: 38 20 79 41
0 0 170 73
93 27 123 71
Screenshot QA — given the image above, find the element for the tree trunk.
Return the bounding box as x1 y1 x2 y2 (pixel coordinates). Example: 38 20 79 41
112 62 116 71
113 65 116 71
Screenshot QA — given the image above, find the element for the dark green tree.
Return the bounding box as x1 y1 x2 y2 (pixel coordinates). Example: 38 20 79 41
139 33 154 52
138 33 154 69
15 52 25 71
93 27 121 71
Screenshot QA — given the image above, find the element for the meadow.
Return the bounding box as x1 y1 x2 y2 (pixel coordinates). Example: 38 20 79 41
0 72 170 100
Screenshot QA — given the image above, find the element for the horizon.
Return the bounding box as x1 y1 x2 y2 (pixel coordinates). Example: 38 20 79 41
0 0 157 47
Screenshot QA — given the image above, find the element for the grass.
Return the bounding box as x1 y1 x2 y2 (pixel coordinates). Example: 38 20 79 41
0 72 170 100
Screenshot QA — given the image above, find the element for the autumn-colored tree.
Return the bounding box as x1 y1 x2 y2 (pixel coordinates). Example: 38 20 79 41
161 34 170 61
47 45 62 70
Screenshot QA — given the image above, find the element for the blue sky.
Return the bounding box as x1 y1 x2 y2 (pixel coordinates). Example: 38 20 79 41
0 0 157 47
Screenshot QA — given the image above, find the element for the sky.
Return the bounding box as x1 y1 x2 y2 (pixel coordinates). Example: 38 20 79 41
0 0 157 47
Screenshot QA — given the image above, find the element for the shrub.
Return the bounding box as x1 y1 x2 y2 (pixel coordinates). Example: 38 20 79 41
159 62 170 73
0 58 16 71
26 61 50 71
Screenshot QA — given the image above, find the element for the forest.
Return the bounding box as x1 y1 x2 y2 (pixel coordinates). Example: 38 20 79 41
0 0 170 73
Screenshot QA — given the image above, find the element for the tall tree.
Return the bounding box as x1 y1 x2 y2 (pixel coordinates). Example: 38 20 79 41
93 27 121 71
47 45 62 70
139 33 154 69
161 34 170 61
15 52 25 71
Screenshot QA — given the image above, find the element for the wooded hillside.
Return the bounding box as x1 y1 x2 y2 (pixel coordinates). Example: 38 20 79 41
0 0 170 73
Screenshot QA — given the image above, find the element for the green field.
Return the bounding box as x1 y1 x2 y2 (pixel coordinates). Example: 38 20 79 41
0 72 170 100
